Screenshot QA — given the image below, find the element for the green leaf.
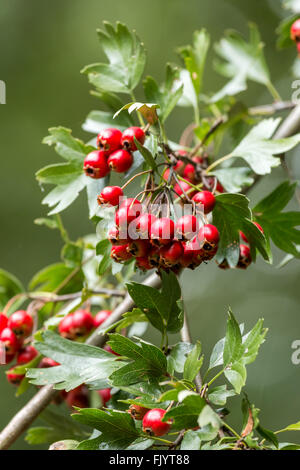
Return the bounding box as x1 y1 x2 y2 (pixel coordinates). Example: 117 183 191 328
74 409 140 450
211 167 254 193
178 29 210 96
27 331 122 391
180 430 201 450
114 102 159 125
34 217 59 230
96 239 112 275
283 0 300 13
224 361 247 393
213 193 270 267
167 342 194 374
256 425 279 448
36 163 82 185
82 22 146 94
42 174 87 216
164 393 206 430
143 64 183 122
104 308 148 334
198 404 222 430
231 118 300 175
276 14 299 49
0 268 24 312
208 385 235 406
29 263 84 294
108 334 167 387
82 109 133 134
183 341 203 382
253 181 300 257
223 308 243 366
43 127 92 168
133 138 157 170
278 421 300 432
212 24 274 102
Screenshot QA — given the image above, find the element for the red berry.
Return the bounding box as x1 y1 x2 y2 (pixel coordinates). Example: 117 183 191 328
0 313 8 334
71 310 94 337
108 226 130 246
237 244 252 269
115 199 142 227
7 368 25 386
240 222 264 244
17 346 38 365
97 186 123 207
2 354 15 365
65 385 89 409
148 246 161 267
128 239 151 257
108 149 133 173
0 328 21 355
198 224 220 251
175 215 199 241
83 150 110 179
129 401 149 420
135 256 153 271
192 155 204 164
98 388 111 406
291 19 300 41
103 344 120 356
142 408 171 436
183 163 196 182
121 127 145 152
59 315 75 340
39 357 60 368
179 242 195 268
94 310 112 328
150 217 175 246
160 241 183 267
134 213 156 239
8 310 33 339
174 181 197 199
192 191 216 214
97 128 122 155
111 244 133 262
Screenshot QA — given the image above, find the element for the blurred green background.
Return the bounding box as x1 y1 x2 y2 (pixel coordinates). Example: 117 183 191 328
0 0 300 449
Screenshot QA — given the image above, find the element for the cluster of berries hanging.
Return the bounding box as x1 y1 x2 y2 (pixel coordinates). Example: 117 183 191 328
291 19 300 56
83 127 145 178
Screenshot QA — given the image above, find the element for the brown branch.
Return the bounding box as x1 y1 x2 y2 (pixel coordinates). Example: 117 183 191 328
0 273 162 450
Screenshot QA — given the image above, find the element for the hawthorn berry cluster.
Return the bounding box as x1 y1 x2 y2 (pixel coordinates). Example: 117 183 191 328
83 127 145 178
291 19 300 55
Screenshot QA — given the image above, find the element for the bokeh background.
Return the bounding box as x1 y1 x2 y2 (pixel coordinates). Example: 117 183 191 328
0 0 299 449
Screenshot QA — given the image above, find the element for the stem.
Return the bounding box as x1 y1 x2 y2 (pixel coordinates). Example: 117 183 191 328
266 81 282 102
205 153 233 174
55 214 69 243
121 169 153 190
222 421 241 440
206 368 225 388
181 310 202 391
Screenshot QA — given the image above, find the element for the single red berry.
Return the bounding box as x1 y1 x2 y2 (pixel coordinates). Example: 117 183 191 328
83 150 110 179
174 181 197 199
148 246 161 267
108 149 133 173
160 241 183 267
134 213 156 239
121 127 145 152
108 226 130 246
240 221 264 244
71 310 94 337
237 244 252 269
142 408 171 437
103 344 120 356
0 313 8 334
128 239 151 257
129 401 149 420
291 19 300 41
59 315 75 340
174 159 185 175
179 242 195 268
65 385 89 409
192 191 216 214
192 155 204 164
175 215 199 241
0 328 21 355
94 310 112 328
135 256 153 271
6 368 25 386
2 354 15 365
198 224 220 251
39 357 60 368
96 128 122 155
98 388 111 406
111 244 133 262
115 199 142 228
17 346 38 365
150 217 175 246
97 186 123 207
216 182 224 193
183 163 196 182
8 310 33 339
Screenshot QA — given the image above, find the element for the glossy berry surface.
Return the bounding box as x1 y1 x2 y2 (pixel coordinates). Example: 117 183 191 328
0 328 20 355
237 244 252 269
58 315 75 340
39 357 60 368
198 224 220 250
0 313 8 334
134 213 156 238
7 368 25 386
291 19 300 41
128 239 150 257
98 388 111 406
111 244 132 262
65 385 89 409
108 149 133 173
183 163 196 182
17 346 38 365
160 241 183 266
174 181 197 199
121 127 145 151
97 128 122 155
115 199 142 227
175 215 199 241
192 191 216 214
83 150 110 179
150 217 175 246
8 310 33 338
97 186 123 206
94 310 112 328
71 310 94 337
142 408 171 436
